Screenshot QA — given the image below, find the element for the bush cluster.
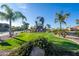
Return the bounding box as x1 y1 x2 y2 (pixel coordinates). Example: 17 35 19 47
75 31 79 36
53 29 68 38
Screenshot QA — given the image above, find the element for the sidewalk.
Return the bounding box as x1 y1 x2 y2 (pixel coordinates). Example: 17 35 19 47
0 50 12 56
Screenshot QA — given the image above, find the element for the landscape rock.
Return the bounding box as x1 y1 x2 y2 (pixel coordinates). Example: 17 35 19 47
30 47 45 56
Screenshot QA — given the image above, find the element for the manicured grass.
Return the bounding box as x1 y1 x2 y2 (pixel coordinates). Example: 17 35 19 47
0 32 79 51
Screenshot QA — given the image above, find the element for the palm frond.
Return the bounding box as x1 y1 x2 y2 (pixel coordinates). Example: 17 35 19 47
63 13 70 20
13 11 26 21
56 12 63 20
0 12 8 20
62 21 67 25
55 18 58 23
1 4 13 15
46 24 51 28
55 11 70 28
23 21 29 25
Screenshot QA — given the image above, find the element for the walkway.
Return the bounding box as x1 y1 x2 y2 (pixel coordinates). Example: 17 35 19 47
66 35 79 44
0 50 12 56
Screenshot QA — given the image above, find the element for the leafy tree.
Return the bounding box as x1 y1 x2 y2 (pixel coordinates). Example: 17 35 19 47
46 24 51 29
76 19 79 25
22 21 29 31
0 4 26 37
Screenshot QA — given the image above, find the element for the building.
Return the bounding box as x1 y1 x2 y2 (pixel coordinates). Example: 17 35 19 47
70 26 79 31
0 23 9 32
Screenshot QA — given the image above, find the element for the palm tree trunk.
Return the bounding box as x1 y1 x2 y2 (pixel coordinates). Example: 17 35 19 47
59 22 62 36
60 22 62 30
9 19 12 37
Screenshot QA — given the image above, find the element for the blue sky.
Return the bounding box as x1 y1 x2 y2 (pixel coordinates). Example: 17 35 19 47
0 3 79 28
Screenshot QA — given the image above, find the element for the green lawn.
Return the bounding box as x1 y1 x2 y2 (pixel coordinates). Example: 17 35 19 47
0 32 79 51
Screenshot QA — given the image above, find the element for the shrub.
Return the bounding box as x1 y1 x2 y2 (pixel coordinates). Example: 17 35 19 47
75 31 79 36
53 29 68 38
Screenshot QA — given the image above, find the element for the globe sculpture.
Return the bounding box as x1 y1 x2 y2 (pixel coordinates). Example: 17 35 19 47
35 16 45 32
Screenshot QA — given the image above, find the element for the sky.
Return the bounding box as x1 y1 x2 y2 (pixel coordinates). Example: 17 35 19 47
0 3 79 28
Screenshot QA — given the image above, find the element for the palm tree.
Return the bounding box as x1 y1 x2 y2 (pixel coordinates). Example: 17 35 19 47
55 11 70 30
0 4 26 37
45 24 51 32
76 19 79 25
22 21 29 31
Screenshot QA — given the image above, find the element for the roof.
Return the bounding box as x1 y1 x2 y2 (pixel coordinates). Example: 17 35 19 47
71 26 79 30
72 26 79 28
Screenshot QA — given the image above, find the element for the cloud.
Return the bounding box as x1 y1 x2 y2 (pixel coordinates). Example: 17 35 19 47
16 3 28 10
19 6 27 9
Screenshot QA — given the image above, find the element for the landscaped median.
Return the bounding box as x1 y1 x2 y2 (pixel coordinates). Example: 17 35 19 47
0 32 79 55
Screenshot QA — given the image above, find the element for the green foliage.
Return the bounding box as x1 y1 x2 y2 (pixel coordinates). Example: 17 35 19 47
0 4 26 21
76 19 79 25
55 11 70 29
46 24 51 29
0 4 26 36
75 31 79 36
21 21 29 31
53 29 68 38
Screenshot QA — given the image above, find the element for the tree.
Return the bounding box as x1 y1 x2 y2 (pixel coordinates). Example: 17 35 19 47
0 4 26 37
45 24 51 32
22 21 29 31
55 11 70 30
76 19 79 25
46 24 51 29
